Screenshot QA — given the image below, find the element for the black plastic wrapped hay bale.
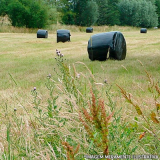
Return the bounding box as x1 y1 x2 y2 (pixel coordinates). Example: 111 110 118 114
86 27 93 33
57 29 71 43
87 31 126 61
37 29 48 38
140 28 147 33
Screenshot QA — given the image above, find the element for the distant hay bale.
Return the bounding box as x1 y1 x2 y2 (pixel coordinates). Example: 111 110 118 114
87 31 126 61
37 29 48 38
86 27 93 33
57 29 71 43
154 27 158 29
140 28 147 33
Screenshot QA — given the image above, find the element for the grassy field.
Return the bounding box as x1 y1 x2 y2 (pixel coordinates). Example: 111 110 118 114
0 25 160 159
1 27 160 107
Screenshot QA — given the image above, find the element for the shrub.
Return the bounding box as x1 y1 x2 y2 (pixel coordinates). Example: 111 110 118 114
7 0 54 28
117 71 160 155
2 49 160 159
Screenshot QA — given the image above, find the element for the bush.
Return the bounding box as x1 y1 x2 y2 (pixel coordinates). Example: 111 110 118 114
61 11 76 25
7 0 54 28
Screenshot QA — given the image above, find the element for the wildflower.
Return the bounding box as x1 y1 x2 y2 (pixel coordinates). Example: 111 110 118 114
76 73 80 78
56 49 60 56
104 79 108 84
60 53 64 58
47 73 51 78
14 108 17 112
33 87 36 91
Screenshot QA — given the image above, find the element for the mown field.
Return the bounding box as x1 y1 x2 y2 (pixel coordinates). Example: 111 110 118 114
1 27 160 109
0 25 160 159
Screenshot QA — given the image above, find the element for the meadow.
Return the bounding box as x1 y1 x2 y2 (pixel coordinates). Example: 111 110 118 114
0 23 160 159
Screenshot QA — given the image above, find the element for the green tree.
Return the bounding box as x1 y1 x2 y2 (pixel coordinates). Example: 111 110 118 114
106 0 120 25
7 0 29 27
96 0 109 25
118 0 136 26
146 0 156 4
96 0 120 26
60 0 76 25
118 0 158 28
3 0 57 28
80 0 99 26
74 1 88 25
26 1 48 28
155 0 160 26
75 0 99 26
0 0 13 16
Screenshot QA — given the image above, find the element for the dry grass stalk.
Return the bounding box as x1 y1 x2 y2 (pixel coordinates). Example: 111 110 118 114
117 80 160 141
116 84 143 115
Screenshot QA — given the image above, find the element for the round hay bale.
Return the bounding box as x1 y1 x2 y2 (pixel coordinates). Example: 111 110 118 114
140 28 147 33
37 29 48 38
57 29 71 43
86 27 93 33
87 31 126 61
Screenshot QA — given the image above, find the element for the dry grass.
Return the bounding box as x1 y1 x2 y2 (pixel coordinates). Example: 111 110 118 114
0 27 160 112
0 24 160 158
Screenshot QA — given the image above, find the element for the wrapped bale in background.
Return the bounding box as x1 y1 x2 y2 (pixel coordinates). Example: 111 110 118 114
87 31 126 61
57 29 71 43
37 29 48 38
140 28 147 33
86 27 93 33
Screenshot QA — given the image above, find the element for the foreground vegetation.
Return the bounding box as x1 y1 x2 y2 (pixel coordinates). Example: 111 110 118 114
0 25 160 159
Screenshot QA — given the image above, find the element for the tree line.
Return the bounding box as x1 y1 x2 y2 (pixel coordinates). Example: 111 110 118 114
0 0 160 28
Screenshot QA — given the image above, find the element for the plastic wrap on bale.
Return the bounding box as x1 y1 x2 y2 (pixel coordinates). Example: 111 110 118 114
140 28 147 33
37 29 48 38
87 31 126 61
57 29 71 43
86 27 93 33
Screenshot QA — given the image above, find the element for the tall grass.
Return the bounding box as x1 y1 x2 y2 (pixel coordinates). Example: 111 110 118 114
0 22 160 159
0 49 160 159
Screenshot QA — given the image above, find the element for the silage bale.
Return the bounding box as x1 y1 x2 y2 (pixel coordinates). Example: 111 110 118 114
86 27 93 33
140 28 147 33
87 31 126 61
57 29 71 43
37 29 48 38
